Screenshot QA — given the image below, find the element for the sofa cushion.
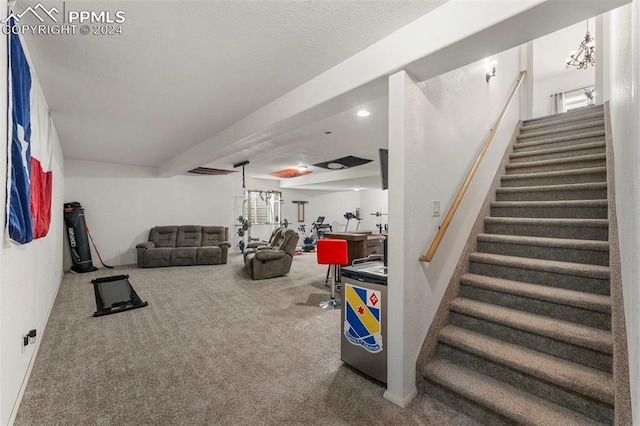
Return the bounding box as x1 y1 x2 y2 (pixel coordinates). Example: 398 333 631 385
202 226 227 246
196 246 222 265
149 226 178 248
177 226 202 247
142 248 173 268
170 247 197 266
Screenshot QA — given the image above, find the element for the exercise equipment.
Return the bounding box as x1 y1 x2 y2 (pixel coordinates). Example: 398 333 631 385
91 275 148 317
299 225 316 252
311 216 332 239
280 218 290 228
64 202 98 273
343 212 362 232
370 211 388 234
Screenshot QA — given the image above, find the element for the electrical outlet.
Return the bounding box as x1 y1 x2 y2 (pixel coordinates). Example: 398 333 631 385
433 200 441 217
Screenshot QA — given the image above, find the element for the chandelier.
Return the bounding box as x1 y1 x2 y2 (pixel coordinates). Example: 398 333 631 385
565 22 596 69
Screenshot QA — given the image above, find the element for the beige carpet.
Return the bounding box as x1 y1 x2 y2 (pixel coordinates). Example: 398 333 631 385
15 252 476 425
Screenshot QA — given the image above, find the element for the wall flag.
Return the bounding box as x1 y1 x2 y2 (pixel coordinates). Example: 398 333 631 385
6 19 53 244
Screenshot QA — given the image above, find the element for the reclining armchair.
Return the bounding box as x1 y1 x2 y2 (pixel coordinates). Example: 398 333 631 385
244 228 299 280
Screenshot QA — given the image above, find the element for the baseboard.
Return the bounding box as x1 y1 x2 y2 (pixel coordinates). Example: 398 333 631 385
383 387 418 408
8 273 64 426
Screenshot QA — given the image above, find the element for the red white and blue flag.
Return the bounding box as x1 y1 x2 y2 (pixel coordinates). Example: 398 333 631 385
6 19 53 244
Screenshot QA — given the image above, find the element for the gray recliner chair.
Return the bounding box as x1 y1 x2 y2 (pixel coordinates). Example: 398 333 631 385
244 228 299 280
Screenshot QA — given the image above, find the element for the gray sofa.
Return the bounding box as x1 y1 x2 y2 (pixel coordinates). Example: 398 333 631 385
243 228 299 280
136 225 230 268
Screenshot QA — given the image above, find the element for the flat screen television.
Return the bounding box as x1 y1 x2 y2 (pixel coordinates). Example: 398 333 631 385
379 148 389 190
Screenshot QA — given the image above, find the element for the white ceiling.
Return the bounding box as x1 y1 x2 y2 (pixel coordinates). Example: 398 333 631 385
17 0 443 169
15 0 624 191
205 95 388 187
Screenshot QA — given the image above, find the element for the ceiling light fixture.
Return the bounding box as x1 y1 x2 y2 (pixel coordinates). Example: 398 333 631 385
327 162 346 170
297 165 308 171
485 61 496 82
354 186 361 191
357 110 370 117
565 22 596 70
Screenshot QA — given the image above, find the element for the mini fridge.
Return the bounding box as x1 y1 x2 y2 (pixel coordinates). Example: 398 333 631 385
340 260 388 384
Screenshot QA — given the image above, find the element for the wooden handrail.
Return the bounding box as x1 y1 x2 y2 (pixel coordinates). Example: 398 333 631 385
420 70 527 263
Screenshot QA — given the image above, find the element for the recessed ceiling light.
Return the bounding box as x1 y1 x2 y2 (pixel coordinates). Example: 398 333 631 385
327 162 346 170
297 165 308 171
354 186 361 191
357 110 370 117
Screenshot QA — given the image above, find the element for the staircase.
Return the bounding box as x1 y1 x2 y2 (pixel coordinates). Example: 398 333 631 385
421 105 624 425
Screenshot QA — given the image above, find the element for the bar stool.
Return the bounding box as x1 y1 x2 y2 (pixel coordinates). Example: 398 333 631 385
316 239 348 310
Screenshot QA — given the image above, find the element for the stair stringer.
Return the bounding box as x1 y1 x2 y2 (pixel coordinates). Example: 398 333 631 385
415 121 523 387
604 102 633 426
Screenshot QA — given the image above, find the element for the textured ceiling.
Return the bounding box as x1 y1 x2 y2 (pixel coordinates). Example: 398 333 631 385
17 0 443 168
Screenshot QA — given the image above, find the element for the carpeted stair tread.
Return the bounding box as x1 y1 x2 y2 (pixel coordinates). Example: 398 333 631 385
490 199 608 209
501 166 606 182
423 359 604 426
450 298 613 354
469 252 610 279
522 105 603 126
461 272 611 313
505 153 606 170
485 216 608 228
514 130 605 150
516 120 605 140
496 182 607 195
522 112 606 131
438 325 614 404
510 142 605 160
476 233 609 252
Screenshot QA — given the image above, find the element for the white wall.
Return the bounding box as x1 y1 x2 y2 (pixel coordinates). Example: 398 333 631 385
385 46 521 406
605 1 639 418
63 167 387 265
64 160 246 265
0 30 65 424
280 188 387 236
532 69 596 118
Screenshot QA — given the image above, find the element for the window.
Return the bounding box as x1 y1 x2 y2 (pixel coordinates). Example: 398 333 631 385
564 86 595 112
243 190 282 225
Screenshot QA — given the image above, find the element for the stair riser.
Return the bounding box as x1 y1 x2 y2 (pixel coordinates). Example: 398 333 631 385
437 345 614 423
421 379 514 425
523 108 604 127
505 158 606 175
495 188 607 202
449 312 612 373
459 285 611 330
510 146 605 163
468 261 610 294
513 135 605 153
476 240 609 266
517 125 604 143
490 205 607 219
484 221 608 241
501 171 606 187
522 113 605 132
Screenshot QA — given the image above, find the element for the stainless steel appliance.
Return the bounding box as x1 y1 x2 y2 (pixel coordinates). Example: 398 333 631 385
340 260 387 384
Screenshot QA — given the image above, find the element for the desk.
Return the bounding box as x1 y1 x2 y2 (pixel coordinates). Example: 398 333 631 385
322 232 384 265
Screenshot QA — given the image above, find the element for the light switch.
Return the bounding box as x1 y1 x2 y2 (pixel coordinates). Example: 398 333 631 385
433 200 441 217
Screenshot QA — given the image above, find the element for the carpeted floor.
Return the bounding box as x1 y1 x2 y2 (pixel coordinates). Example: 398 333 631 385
15 252 476 425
